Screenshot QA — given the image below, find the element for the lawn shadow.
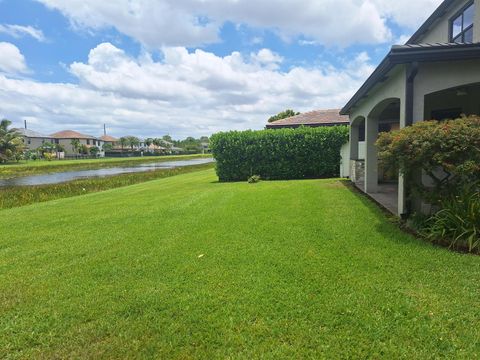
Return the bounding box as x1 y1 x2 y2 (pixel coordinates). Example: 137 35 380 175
338 179 436 250
340 179 479 255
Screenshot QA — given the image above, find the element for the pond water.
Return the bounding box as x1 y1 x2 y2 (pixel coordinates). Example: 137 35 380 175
0 158 215 187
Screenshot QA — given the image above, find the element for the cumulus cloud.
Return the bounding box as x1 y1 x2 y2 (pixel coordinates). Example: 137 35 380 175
0 24 46 42
35 0 442 48
3 42 375 138
0 42 29 74
371 0 443 29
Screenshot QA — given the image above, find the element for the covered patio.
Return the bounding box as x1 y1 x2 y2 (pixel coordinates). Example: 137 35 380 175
349 97 401 215
355 182 398 215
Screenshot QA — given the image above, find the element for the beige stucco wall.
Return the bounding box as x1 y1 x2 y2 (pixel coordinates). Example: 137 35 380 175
415 0 478 44
413 59 480 122
56 139 105 156
349 66 407 123
340 142 350 178
23 137 51 150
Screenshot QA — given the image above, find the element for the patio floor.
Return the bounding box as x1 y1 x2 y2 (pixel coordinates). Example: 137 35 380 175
354 182 398 215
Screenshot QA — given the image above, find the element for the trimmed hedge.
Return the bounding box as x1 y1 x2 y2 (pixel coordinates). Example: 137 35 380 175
210 126 349 182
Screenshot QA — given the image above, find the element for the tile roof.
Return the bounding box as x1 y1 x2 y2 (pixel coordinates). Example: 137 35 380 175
266 109 349 128
14 128 50 138
100 135 119 142
50 130 96 139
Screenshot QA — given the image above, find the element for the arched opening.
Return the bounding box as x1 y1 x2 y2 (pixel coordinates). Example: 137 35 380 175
424 82 480 121
363 98 401 214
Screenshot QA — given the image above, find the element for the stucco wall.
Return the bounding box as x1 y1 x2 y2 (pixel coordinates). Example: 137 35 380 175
56 139 105 156
349 66 406 123
415 0 477 44
23 137 50 150
413 59 480 122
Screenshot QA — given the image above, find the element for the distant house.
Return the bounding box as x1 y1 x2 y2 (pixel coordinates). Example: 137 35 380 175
266 109 349 129
200 142 210 154
15 128 55 150
266 109 355 178
50 130 105 157
100 135 119 148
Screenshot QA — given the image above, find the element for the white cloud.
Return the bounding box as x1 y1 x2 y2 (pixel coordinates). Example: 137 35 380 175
0 42 29 74
35 0 442 48
371 0 443 29
250 49 283 69
2 42 375 138
0 24 46 42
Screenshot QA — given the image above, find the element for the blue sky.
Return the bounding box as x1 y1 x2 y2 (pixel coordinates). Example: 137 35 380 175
0 0 441 138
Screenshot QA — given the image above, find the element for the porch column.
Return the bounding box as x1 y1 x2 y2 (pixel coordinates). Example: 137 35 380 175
364 117 378 193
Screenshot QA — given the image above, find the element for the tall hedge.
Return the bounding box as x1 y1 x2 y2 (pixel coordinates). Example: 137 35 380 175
210 126 349 182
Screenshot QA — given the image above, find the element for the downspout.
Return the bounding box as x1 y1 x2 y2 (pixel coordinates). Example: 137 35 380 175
403 62 419 217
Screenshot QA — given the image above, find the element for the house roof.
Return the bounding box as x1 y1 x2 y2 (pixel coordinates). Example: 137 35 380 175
14 128 50 138
50 130 97 139
266 109 349 129
407 0 456 44
100 135 118 142
341 42 480 115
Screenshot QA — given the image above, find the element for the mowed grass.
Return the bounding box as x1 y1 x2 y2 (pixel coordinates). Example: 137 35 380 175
0 154 211 178
1 169 479 359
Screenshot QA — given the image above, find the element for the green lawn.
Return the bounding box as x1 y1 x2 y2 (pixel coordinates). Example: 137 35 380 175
0 154 210 178
1 169 479 358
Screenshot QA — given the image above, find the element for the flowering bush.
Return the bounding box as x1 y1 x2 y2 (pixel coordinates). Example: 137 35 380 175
376 116 480 204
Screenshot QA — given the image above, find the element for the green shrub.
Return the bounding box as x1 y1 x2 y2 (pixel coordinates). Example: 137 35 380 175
376 116 480 205
43 153 55 161
210 126 349 182
421 184 480 253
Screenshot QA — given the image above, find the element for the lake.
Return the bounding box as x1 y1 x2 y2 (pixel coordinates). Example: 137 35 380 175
0 158 215 187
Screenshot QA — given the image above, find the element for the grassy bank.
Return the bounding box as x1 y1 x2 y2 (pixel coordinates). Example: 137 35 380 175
0 163 214 209
1 170 479 358
0 154 211 178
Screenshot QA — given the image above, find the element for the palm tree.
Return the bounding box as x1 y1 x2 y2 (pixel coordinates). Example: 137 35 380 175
119 137 128 152
145 138 153 147
70 139 81 154
0 119 24 163
126 136 140 150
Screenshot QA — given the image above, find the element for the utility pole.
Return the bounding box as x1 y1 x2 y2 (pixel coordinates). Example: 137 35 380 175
104 124 107 136
24 120 27 129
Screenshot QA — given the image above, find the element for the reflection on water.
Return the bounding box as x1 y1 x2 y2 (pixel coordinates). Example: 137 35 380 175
0 158 214 187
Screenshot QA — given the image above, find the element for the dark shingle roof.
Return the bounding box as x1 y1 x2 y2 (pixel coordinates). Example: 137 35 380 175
266 109 349 128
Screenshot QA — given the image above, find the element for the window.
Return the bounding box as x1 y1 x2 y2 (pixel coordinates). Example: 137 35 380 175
87 139 90 145
451 3 475 43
